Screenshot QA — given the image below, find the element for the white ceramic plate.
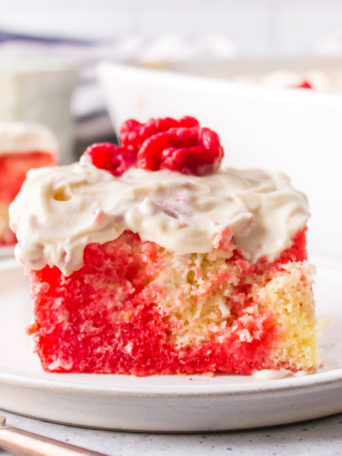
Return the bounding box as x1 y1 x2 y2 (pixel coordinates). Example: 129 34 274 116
0 246 14 259
0 257 341 432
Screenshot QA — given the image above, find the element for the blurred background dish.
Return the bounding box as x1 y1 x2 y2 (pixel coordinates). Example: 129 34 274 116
0 39 79 163
140 55 342 91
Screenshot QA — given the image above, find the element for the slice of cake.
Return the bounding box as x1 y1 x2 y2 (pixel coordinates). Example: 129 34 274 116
9 116 318 376
0 123 57 246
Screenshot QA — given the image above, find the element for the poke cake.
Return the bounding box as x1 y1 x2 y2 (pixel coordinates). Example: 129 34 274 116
9 116 318 376
0 122 57 246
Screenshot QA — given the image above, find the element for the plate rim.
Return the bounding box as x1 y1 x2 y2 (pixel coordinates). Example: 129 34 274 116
1 255 342 398
0 367 342 398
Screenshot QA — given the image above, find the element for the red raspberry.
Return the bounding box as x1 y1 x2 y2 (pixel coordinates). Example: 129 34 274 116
84 116 224 177
84 142 136 177
294 80 313 89
120 116 199 151
136 132 174 171
138 126 224 175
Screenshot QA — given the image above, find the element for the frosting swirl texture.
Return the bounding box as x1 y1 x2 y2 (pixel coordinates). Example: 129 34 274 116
9 160 309 276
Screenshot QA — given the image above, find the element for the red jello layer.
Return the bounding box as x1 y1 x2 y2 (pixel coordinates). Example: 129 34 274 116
28 228 308 376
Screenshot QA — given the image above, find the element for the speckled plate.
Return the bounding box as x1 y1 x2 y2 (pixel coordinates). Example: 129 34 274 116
0 257 341 432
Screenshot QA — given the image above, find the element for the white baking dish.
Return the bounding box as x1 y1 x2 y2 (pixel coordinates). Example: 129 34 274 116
136 55 342 79
98 62 342 260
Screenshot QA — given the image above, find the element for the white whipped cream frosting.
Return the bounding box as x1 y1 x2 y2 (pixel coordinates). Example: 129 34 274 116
0 122 57 155
9 159 309 276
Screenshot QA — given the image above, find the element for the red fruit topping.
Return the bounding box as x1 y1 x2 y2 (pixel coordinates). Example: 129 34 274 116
294 80 313 89
138 126 224 175
84 142 136 177
84 116 224 177
120 116 199 151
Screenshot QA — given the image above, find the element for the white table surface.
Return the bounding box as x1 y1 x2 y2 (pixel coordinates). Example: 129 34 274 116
1 409 342 455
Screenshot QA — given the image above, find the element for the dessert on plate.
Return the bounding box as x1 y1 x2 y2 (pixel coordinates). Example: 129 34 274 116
0 122 57 246
10 116 318 376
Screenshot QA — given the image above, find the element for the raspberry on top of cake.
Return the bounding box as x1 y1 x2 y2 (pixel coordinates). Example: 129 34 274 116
0 122 57 246
9 116 317 376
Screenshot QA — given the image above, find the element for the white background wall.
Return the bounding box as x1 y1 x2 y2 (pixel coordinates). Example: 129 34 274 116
1 0 342 55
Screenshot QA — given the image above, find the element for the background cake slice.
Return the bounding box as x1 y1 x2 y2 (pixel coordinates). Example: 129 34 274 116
9 116 318 376
0 122 57 246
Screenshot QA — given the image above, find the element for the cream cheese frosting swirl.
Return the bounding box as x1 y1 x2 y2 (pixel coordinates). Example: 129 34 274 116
9 159 309 276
